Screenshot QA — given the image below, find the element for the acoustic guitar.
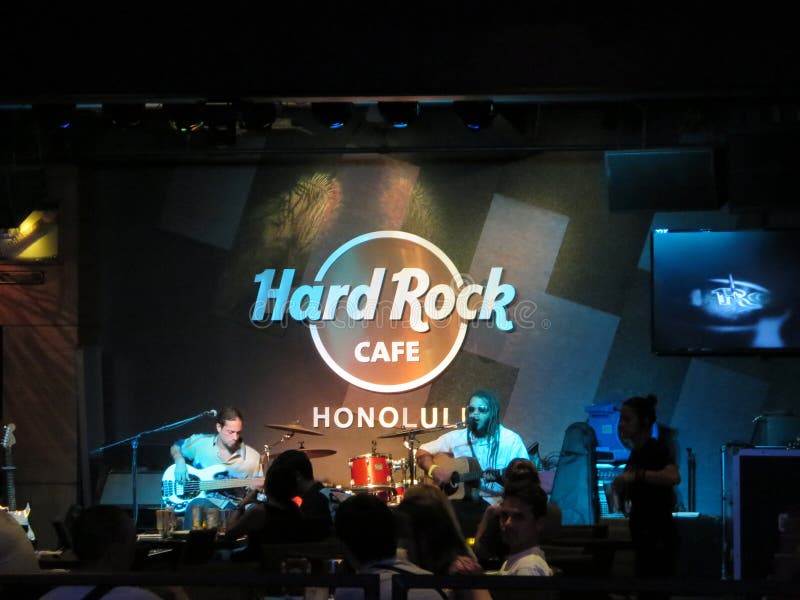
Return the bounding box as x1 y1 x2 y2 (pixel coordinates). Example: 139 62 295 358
161 463 264 512
423 453 502 500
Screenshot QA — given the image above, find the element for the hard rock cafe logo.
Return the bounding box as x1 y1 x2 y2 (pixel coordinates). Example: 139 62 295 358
251 231 516 393
692 273 770 320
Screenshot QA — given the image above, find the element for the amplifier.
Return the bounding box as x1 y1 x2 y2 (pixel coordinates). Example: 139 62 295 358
99 471 163 507
728 448 800 580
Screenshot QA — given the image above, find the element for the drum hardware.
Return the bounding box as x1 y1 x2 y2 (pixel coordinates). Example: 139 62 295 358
378 422 465 486
277 448 337 459
262 432 296 470
377 423 459 439
264 422 323 436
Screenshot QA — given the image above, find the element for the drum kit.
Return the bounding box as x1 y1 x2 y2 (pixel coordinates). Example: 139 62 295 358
262 421 458 504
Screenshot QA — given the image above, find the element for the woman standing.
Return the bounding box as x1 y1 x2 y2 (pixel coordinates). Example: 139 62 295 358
613 395 680 598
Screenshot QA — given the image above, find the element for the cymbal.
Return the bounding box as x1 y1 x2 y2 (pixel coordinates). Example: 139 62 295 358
378 424 455 439
264 423 323 436
276 448 337 459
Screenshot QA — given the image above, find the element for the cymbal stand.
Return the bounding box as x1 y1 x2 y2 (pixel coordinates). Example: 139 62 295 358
403 433 420 485
262 432 294 469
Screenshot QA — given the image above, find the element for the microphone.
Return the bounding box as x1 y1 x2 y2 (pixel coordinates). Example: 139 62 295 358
444 420 468 430
204 409 218 418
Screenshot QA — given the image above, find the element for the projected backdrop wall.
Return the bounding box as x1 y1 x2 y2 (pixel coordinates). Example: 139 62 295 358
84 152 800 515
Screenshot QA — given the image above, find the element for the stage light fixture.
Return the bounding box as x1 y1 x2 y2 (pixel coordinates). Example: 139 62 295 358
204 102 239 145
311 102 352 129
241 102 277 130
378 102 420 128
454 101 495 131
32 104 75 131
105 104 146 128
166 103 204 133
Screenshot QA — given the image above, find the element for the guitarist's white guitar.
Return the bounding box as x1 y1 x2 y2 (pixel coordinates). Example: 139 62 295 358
1 423 35 542
161 464 264 512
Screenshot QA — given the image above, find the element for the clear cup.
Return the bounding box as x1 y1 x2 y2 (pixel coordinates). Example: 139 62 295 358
206 507 220 529
155 509 167 535
164 507 177 537
191 505 204 530
219 509 234 534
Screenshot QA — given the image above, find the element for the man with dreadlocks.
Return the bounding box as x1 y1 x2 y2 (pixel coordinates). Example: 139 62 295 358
416 390 529 508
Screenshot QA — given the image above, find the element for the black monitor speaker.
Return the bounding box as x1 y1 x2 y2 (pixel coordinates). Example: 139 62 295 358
99 471 162 507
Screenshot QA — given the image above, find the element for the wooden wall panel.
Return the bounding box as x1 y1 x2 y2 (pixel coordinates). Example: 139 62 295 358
1 166 79 549
3 326 79 482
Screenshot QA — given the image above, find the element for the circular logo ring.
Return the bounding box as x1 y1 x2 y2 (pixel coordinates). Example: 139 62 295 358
309 231 467 393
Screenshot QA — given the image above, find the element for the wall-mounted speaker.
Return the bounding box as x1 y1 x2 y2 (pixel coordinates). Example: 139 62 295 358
606 148 719 211
726 130 800 211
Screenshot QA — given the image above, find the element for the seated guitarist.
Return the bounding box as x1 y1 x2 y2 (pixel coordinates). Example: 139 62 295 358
416 390 529 507
169 406 262 511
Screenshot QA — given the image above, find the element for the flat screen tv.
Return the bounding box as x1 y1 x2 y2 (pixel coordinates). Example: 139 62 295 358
651 229 800 354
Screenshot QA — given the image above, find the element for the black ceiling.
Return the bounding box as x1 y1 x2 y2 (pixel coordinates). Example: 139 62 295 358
3 12 800 102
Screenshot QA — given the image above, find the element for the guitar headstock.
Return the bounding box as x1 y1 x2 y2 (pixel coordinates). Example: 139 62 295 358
1 423 16 449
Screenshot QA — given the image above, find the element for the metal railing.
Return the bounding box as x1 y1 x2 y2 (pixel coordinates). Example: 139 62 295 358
4 571 800 600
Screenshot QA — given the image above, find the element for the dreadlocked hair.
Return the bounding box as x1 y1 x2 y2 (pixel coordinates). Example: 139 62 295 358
469 389 501 470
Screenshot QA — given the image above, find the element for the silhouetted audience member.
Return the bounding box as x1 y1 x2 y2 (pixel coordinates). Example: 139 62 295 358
274 449 332 539
0 510 38 574
395 485 490 600
334 493 445 600
40 505 165 599
226 454 305 562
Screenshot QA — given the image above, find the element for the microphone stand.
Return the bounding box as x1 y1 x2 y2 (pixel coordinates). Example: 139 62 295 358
404 433 419 485
90 411 213 527
402 422 465 485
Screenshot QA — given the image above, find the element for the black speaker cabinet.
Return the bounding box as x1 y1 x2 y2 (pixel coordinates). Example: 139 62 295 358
605 148 718 211
726 130 800 211
751 414 800 446
99 471 163 507
729 448 800 580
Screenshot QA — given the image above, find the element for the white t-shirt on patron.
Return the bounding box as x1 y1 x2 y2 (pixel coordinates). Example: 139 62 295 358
498 546 553 577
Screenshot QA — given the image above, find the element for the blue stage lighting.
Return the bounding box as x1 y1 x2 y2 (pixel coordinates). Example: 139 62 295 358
454 101 495 131
378 102 419 129
312 103 352 129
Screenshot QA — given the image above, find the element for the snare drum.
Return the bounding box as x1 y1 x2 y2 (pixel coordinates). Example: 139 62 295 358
349 453 394 489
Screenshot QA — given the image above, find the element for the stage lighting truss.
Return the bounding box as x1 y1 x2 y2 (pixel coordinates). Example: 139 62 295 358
105 104 146 128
